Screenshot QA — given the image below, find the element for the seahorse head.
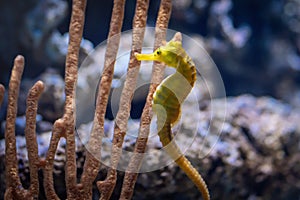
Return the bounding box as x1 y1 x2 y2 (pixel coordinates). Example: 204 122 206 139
135 33 185 68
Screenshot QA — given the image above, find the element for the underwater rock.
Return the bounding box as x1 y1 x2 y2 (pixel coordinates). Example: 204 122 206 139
0 115 43 138
0 69 63 138
22 0 68 50
0 69 65 138
37 69 65 122
0 115 53 139
36 120 53 134
0 95 299 199
131 95 300 200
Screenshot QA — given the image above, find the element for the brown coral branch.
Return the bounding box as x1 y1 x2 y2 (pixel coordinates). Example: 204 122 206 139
43 0 86 198
120 0 173 199
0 84 4 107
62 0 86 196
96 0 150 199
4 55 26 198
25 80 44 198
80 0 126 197
44 119 64 200
4 58 47 199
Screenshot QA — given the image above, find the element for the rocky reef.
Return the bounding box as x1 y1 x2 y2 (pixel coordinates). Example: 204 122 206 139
1 95 300 199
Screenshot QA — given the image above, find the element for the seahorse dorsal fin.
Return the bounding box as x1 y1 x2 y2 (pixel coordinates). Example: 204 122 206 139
172 32 182 42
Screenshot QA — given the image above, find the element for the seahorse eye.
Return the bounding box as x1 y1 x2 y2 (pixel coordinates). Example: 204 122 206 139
156 50 161 55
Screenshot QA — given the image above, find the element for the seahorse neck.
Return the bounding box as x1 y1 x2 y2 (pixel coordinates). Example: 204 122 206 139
176 56 197 87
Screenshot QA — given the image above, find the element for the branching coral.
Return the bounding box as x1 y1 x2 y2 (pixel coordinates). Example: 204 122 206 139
97 0 150 199
60 0 87 198
43 0 88 199
120 0 173 199
2 0 201 199
82 0 127 199
4 56 45 199
4 55 26 199
3 0 88 199
25 81 45 197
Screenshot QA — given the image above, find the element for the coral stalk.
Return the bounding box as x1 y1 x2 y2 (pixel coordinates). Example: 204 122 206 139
97 0 150 199
44 119 64 199
43 0 87 198
80 0 126 198
4 55 25 199
120 0 173 199
63 0 86 196
25 80 45 198
4 57 47 199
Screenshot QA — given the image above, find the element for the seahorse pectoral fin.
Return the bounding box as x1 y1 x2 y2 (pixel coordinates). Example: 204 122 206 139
135 52 157 61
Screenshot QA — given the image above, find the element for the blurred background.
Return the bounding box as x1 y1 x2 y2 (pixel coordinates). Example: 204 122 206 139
1 0 300 99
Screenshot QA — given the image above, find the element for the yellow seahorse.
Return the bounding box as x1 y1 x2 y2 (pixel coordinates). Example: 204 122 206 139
135 32 210 200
